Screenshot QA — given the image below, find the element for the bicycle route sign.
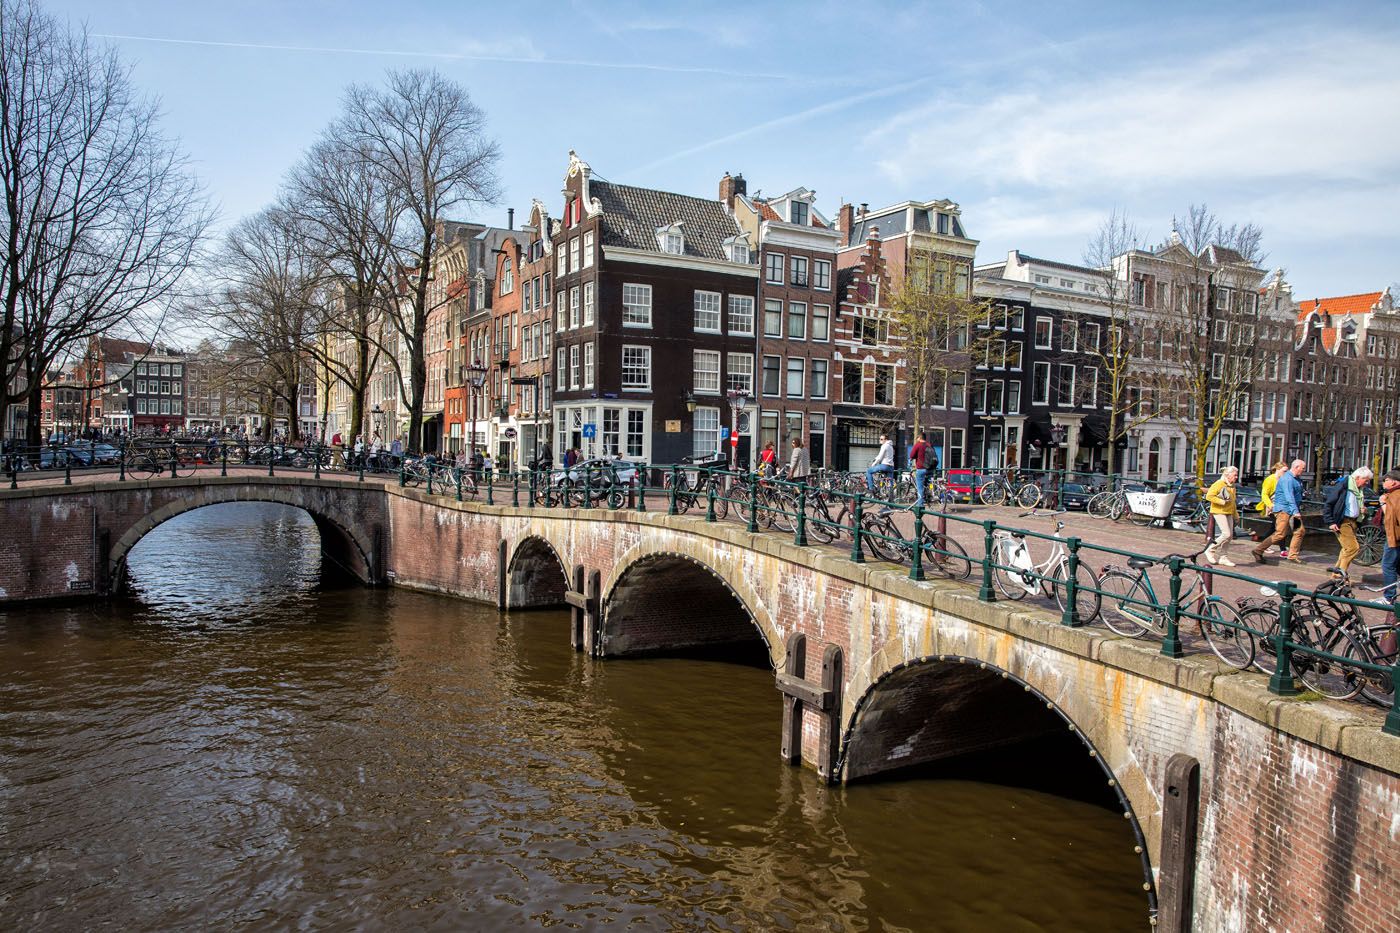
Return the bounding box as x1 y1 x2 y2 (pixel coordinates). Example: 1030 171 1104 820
582 423 596 439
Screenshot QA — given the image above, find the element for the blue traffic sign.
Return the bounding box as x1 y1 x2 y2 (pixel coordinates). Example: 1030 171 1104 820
582 423 597 439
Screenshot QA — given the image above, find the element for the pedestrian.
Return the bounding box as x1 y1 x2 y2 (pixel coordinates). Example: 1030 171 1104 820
865 433 895 493
564 447 578 469
331 431 342 448
1380 470 1400 602
390 435 403 461
482 451 494 482
788 437 809 483
1323 466 1373 574
759 441 777 475
911 431 931 507
1203 465 1240 567
1249 460 1290 563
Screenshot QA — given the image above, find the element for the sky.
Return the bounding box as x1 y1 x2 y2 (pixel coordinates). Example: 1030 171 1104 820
43 0 1400 301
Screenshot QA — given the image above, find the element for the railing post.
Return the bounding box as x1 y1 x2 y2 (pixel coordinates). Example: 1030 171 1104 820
527 467 536 505
487 470 495 505
1385 656 1400 736
119 439 127 481
1267 582 1301 696
314 446 321 480
170 442 179 479
635 470 647 512
794 485 809 547
457 467 464 502
358 453 365 483
1162 556 1185 657
398 461 406 487
668 465 680 515
1061 536 1082 626
706 474 717 522
849 493 866 563
63 453 71 485
746 474 759 534
268 447 275 477
513 470 521 507
909 503 925 581
427 467 434 496
978 520 997 602
8 452 16 489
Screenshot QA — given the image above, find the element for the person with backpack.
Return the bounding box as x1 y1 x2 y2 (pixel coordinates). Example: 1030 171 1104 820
1323 466 1373 574
911 432 931 507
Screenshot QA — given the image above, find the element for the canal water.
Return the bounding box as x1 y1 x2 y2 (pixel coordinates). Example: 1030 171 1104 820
0 503 1147 930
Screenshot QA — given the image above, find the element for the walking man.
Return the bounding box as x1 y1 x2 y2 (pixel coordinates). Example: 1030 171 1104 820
865 433 895 494
911 432 930 508
1251 460 1300 563
1380 470 1400 602
1204 465 1240 567
1324 466 1373 574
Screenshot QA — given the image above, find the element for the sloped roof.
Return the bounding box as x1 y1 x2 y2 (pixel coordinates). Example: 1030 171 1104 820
97 337 151 360
1206 245 1246 265
1012 250 1099 276
590 179 743 262
1294 292 1383 320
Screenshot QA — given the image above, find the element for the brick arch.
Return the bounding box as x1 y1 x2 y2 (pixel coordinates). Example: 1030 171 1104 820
600 548 776 661
505 534 569 609
838 653 1156 916
109 485 375 590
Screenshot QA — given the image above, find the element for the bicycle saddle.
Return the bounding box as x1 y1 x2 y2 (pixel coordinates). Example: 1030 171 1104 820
1126 557 1154 570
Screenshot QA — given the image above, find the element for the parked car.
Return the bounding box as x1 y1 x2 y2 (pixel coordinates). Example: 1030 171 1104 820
942 469 982 503
1059 482 1093 510
558 457 639 486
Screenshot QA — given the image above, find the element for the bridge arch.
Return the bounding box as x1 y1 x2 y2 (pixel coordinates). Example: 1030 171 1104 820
838 653 1156 912
601 549 775 661
505 535 569 609
109 487 376 592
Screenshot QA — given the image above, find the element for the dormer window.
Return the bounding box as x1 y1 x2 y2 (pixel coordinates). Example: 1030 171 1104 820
790 201 809 226
656 222 685 255
723 233 752 264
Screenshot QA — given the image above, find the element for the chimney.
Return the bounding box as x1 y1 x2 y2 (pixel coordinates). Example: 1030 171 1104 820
837 203 855 247
719 172 746 209
507 208 514 230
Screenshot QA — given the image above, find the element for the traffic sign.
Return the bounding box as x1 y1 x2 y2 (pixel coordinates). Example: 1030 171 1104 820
730 433 739 447
582 423 596 439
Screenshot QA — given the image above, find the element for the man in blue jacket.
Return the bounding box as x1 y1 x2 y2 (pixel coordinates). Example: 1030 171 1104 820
1253 459 1307 564
1323 466 1373 574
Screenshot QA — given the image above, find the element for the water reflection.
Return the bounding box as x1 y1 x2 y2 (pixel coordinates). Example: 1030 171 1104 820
0 502 1147 931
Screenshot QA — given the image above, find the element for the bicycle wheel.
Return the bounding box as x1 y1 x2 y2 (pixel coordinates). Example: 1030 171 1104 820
1350 630 1395 707
225 446 246 465
128 454 162 479
1097 568 1154 637
861 515 902 563
1087 491 1112 518
805 500 838 544
1354 526 1384 567
1052 558 1101 625
1015 483 1042 510
1242 604 1282 674
923 531 972 580
1107 496 1126 522
978 481 1006 507
768 491 796 533
1199 598 1254 670
1292 626 1364 701
606 486 626 509
1128 504 1155 526
992 541 1032 601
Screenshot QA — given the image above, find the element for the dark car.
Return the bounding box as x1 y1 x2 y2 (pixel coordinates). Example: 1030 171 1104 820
1059 482 1093 510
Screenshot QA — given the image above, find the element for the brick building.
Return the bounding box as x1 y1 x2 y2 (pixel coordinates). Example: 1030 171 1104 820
515 200 557 464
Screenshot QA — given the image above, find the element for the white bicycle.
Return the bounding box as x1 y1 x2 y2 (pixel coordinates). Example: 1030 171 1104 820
992 509 1101 624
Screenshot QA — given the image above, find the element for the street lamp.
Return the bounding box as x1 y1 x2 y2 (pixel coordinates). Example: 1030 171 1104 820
511 374 543 464
468 359 488 464
684 390 697 413
726 388 749 471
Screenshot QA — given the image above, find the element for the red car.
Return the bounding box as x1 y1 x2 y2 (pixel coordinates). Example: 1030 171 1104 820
943 469 983 503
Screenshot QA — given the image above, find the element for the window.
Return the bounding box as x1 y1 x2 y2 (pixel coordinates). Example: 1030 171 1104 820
1056 364 1076 406
727 239 749 264
501 257 514 294
160 399 170 414
568 238 580 272
1032 362 1050 405
161 381 171 395
556 347 565 382
1006 381 1021 414
569 345 580 388
626 410 645 457
813 260 831 290
584 342 595 388
858 317 889 346
874 365 894 405
1059 320 1078 352
765 252 784 285
136 363 146 376
161 364 170 376
763 299 783 337
694 350 721 394
1081 368 1098 407
583 283 595 325
809 359 828 398
1084 323 1100 351
602 408 620 455
1034 274 1051 285
136 380 146 395
948 372 966 409
621 346 651 390
1007 341 1023 370
812 304 830 341
1034 317 1052 349
727 353 753 394
728 295 754 335
786 358 805 397
842 361 862 403
789 201 809 226
171 364 182 377
694 291 722 332
662 229 683 254
622 283 652 327
762 355 781 395
569 287 580 328
790 256 809 287
787 302 807 339
556 245 566 276
172 381 182 396
582 232 594 268
694 407 720 457
136 398 147 414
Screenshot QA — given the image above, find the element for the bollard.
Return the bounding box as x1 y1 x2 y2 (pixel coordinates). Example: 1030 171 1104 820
668 465 680 515
747 475 760 534
1162 556 1185 657
909 502 925 581
706 479 717 523
794 485 808 547
1060 537 1081 626
979 520 997 602
850 494 865 563
1267 582 1301 696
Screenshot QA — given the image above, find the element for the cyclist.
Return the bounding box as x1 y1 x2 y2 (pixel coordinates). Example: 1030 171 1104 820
865 433 895 494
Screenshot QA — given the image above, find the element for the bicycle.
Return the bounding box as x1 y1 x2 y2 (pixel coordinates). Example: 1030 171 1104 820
991 510 1100 624
860 505 972 579
662 459 731 520
1096 549 1248 668
978 472 1042 509
735 469 799 532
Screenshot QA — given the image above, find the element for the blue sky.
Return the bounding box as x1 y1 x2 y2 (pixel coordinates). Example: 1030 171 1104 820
46 0 1400 300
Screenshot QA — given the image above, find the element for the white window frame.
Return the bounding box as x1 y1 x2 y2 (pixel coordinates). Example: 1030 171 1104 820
694 290 722 333
726 352 753 394
811 304 830 342
569 344 580 389
693 406 721 458
1034 317 1053 349
765 252 785 285
582 231 594 268
621 345 651 391
584 342 595 388
622 283 652 328
583 282 595 326
727 295 754 336
813 259 831 291
693 350 721 395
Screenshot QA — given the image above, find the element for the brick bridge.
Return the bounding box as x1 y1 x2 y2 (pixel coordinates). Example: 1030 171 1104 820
3 475 1397 932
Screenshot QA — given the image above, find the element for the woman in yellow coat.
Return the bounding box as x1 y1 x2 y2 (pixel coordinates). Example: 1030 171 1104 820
1204 465 1240 567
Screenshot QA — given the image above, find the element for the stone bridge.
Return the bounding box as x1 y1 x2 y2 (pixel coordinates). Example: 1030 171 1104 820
3 475 1397 933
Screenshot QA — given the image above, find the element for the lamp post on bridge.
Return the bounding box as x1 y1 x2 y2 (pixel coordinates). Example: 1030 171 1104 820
468 359 488 466
726 388 749 472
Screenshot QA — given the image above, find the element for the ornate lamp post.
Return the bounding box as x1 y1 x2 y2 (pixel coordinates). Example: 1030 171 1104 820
726 388 749 471
468 359 488 464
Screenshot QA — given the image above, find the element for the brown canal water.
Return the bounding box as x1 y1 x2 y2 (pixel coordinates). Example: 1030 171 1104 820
0 503 1148 931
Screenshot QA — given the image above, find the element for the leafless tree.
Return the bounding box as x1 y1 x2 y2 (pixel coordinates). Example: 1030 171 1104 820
0 0 210 443
331 68 500 452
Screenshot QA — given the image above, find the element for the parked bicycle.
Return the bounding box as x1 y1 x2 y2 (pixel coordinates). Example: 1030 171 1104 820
860 505 972 579
978 472 1042 509
991 509 1100 623
1098 549 1246 667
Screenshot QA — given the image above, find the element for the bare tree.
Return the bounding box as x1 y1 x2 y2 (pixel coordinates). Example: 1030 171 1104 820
0 0 210 443
332 69 500 452
1143 205 1266 488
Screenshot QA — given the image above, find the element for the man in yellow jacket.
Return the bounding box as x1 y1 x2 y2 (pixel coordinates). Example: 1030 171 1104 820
1204 465 1240 567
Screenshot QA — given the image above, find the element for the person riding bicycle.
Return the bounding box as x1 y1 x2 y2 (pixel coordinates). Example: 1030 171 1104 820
866 434 895 494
